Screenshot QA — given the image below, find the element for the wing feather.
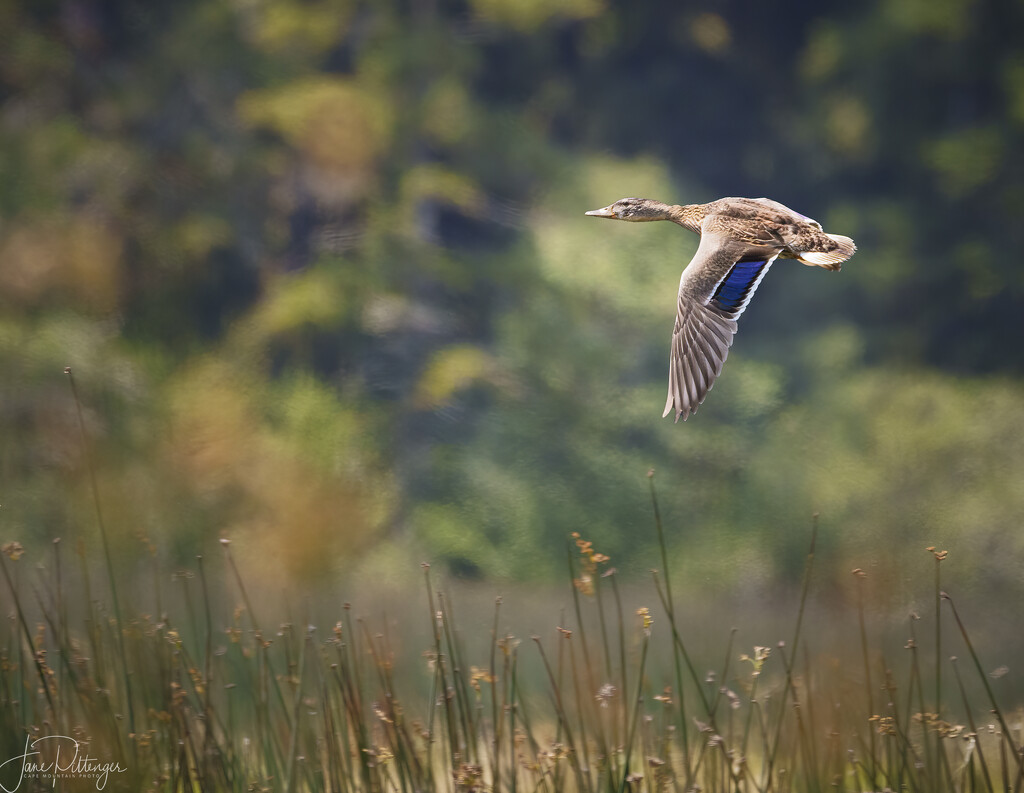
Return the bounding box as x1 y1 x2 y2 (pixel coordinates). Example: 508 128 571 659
663 232 780 422
682 315 711 394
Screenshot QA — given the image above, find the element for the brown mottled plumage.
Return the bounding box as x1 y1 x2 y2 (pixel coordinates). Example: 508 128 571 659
585 196 856 422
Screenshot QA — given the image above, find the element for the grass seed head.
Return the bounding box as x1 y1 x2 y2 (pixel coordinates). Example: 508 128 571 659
595 682 617 707
740 646 771 676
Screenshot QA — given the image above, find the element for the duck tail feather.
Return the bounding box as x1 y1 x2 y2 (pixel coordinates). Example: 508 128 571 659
797 234 856 270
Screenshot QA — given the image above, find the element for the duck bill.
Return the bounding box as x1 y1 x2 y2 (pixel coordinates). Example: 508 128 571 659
585 205 617 218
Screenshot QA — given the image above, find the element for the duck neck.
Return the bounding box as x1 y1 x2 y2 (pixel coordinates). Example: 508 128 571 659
667 204 704 233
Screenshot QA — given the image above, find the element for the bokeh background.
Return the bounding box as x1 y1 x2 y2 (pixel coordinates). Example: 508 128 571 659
3 0 1024 606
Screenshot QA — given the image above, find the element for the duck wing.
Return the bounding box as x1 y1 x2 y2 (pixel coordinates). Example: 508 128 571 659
703 212 784 247
664 231 781 422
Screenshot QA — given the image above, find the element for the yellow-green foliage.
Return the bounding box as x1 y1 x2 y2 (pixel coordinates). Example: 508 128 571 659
1 0 1023 592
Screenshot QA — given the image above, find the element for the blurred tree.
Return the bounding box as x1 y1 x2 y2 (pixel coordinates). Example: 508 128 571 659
1 0 1022 588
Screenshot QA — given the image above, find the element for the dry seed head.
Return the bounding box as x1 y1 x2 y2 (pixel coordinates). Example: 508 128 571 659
913 712 966 738
574 534 610 564
868 715 897 736
2 541 24 561
721 687 741 709
469 666 494 691
497 635 520 656
740 646 771 676
595 682 617 707
573 573 594 596
453 762 483 791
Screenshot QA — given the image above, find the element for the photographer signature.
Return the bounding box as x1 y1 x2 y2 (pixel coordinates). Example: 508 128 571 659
0 735 126 791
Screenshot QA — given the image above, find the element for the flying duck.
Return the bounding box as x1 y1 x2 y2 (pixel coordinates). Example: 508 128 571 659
585 196 856 421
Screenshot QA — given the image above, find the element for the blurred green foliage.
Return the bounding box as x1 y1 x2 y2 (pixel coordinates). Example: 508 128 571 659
2 0 1023 589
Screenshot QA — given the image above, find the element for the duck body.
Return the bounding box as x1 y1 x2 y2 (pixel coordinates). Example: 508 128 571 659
585 196 856 422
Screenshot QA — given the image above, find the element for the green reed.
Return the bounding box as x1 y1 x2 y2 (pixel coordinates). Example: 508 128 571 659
1 481 1021 792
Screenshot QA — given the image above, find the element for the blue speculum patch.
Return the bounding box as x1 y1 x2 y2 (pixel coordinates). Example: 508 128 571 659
711 259 769 313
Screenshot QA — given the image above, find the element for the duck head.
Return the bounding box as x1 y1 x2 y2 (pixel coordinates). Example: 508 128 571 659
585 197 672 221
